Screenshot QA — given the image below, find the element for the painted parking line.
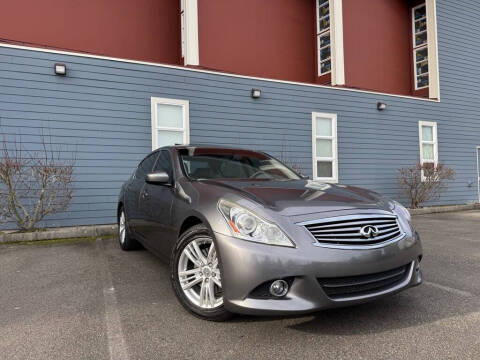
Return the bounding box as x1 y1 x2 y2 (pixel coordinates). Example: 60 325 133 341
95 239 130 360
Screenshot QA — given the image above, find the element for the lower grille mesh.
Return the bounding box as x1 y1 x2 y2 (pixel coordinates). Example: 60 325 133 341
317 264 410 300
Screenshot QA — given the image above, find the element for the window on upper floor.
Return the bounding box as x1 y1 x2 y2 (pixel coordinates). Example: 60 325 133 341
312 112 338 182
316 0 332 76
412 3 429 90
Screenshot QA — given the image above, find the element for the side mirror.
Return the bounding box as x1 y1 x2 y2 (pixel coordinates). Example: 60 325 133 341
145 172 169 184
300 174 309 180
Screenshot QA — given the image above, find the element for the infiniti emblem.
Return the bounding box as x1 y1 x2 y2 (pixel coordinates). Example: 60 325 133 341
360 225 379 238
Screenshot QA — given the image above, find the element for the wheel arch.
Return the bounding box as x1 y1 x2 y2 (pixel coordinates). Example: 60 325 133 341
178 215 205 237
176 210 219 242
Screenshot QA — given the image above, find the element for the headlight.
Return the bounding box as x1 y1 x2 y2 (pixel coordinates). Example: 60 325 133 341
218 199 295 247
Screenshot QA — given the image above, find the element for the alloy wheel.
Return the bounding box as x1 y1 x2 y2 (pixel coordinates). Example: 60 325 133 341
119 211 126 244
177 238 223 309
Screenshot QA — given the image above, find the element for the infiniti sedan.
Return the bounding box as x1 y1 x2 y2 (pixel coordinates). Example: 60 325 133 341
118 146 422 321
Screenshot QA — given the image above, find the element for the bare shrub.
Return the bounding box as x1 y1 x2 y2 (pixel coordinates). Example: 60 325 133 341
279 137 305 177
397 163 456 209
0 134 74 231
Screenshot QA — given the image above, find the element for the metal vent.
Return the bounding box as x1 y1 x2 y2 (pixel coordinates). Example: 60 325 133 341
301 214 403 248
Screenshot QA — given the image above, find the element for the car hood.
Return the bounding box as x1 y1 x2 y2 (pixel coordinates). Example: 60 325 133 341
200 179 392 216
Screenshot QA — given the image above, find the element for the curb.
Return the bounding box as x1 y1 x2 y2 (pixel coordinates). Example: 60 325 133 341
409 203 480 215
0 224 117 244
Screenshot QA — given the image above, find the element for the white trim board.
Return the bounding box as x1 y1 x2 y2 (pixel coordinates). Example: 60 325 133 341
426 0 440 100
181 0 200 66
330 0 345 86
0 42 439 103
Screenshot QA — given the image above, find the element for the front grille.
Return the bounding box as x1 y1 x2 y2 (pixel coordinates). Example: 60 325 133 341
303 214 403 247
318 264 410 300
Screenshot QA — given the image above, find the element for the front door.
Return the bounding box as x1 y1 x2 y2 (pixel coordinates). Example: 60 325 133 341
125 152 159 236
138 150 176 257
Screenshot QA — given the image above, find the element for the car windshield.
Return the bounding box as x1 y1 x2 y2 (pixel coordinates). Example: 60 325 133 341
179 148 301 181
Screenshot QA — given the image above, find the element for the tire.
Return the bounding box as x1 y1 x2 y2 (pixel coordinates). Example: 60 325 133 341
171 224 232 321
118 207 140 251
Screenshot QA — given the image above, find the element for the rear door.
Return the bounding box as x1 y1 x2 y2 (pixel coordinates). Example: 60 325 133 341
138 150 176 256
124 152 159 236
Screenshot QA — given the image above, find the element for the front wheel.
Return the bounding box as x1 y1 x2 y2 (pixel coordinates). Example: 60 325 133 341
171 224 232 321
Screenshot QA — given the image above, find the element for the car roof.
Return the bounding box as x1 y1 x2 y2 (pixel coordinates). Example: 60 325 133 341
160 144 255 152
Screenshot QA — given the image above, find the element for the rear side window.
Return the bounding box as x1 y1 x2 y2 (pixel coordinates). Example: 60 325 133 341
153 150 173 180
135 153 158 180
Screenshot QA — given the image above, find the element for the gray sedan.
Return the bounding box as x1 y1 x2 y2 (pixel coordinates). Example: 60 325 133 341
118 146 423 321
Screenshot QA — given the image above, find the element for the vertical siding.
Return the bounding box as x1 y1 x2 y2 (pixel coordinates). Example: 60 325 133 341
0 0 479 228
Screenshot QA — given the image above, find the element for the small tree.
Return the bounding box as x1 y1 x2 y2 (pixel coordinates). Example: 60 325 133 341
279 136 304 176
0 134 74 231
397 163 455 209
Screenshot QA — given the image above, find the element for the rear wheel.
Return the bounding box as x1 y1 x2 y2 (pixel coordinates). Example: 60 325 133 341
171 224 232 321
118 207 139 251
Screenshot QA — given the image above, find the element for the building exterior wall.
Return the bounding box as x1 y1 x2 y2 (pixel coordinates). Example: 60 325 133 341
197 0 316 83
342 0 413 95
0 0 478 228
0 0 181 65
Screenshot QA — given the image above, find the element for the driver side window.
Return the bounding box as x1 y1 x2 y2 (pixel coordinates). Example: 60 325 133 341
153 150 173 181
135 153 158 180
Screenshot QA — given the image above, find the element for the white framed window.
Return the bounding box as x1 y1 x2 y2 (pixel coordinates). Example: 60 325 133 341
412 3 429 90
312 112 338 182
151 97 190 150
418 121 438 166
316 0 332 76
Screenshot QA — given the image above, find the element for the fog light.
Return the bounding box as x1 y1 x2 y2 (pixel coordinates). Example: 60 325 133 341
269 279 289 297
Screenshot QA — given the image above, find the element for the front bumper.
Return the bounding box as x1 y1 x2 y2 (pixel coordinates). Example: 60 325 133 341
214 231 423 315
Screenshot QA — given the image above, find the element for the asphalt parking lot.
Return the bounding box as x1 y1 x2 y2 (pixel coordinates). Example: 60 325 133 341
1 211 479 360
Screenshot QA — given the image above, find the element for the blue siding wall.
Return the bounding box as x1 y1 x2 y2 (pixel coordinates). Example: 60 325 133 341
0 0 479 228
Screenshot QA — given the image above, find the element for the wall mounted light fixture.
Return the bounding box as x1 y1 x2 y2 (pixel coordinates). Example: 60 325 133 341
377 102 387 111
54 63 67 76
251 88 261 99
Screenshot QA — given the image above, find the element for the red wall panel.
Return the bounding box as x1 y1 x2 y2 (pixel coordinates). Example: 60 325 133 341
342 0 413 95
197 0 316 83
0 0 181 65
